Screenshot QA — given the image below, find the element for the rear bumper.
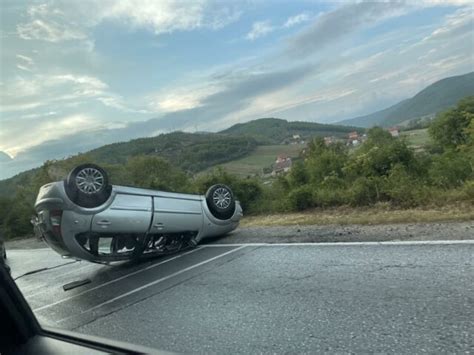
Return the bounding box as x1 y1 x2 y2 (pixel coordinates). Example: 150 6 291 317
31 212 70 256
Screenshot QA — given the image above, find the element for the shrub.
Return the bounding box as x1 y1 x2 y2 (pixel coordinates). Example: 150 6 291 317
313 188 346 207
462 180 474 203
3 201 34 239
383 164 425 208
287 185 314 211
429 151 473 188
348 177 382 206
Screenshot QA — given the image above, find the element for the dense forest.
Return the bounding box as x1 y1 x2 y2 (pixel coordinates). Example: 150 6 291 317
0 97 472 239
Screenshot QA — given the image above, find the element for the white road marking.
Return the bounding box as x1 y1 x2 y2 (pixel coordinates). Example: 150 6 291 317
203 240 474 247
33 246 207 312
8 248 52 252
58 245 247 322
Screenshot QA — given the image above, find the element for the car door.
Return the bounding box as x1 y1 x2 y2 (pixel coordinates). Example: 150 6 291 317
151 195 203 234
91 194 152 234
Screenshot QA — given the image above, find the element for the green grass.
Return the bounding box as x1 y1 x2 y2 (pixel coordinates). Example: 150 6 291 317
201 144 304 177
242 203 474 227
401 128 431 148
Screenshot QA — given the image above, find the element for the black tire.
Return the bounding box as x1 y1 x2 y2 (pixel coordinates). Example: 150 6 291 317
65 164 112 208
205 184 236 220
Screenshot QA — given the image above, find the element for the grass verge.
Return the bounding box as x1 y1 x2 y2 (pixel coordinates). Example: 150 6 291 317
241 203 474 227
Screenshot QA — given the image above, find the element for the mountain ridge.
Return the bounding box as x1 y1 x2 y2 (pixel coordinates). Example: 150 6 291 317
338 72 474 127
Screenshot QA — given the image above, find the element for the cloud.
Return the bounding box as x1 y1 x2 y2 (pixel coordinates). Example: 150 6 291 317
16 54 36 72
0 74 109 113
245 12 312 41
0 114 100 157
284 13 311 28
422 7 473 42
286 2 407 58
148 84 222 113
17 4 88 43
246 21 274 40
0 73 147 115
16 1 242 43
16 54 34 64
103 0 240 34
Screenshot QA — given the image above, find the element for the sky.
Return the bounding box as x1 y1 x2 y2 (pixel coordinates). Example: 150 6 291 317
0 0 473 179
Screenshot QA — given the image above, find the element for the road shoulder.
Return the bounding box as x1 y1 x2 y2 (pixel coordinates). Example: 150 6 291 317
207 221 474 244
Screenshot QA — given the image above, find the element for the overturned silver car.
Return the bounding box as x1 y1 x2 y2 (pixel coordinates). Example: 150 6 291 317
33 164 242 263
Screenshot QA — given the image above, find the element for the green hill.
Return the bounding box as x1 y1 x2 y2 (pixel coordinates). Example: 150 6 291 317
0 132 258 198
85 131 257 172
0 119 361 198
339 72 474 127
221 117 362 143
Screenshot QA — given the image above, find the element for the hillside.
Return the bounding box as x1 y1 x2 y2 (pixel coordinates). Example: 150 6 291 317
339 72 474 127
0 132 258 198
0 119 361 198
221 118 362 143
85 131 257 172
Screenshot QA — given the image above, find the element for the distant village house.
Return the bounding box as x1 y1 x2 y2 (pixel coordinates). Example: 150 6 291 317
287 134 305 145
272 155 292 176
347 131 360 146
388 127 400 137
324 136 334 146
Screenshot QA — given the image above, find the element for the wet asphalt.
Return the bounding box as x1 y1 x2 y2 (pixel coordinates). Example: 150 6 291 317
8 241 474 354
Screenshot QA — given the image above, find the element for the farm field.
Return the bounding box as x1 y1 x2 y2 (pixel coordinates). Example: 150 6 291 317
202 144 304 177
401 128 430 148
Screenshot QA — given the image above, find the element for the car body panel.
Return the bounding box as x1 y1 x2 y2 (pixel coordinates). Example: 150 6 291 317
91 194 152 234
152 196 203 234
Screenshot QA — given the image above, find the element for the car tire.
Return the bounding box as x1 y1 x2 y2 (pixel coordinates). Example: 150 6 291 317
65 164 112 208
205 184 236 220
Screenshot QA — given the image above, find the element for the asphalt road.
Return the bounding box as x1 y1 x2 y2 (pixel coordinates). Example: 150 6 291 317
8 241 474 354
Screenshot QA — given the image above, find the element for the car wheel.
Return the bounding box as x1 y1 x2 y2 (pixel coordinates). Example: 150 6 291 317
65 164 112 208
205 184 236 220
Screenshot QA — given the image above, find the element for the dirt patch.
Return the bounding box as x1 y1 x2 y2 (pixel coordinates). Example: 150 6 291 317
208 221 474 244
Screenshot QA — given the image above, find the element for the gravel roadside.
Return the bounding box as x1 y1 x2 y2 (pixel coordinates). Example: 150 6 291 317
6 221 474 250
206 221 474 244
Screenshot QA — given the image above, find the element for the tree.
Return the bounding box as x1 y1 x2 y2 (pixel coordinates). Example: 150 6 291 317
304 138 348 184
126 156 190 192
428 150 473 188
288 161 309 188
429 96 474 150
345 133 416 178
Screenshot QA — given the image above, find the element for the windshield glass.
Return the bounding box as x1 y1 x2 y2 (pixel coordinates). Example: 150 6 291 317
1 1 473 353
